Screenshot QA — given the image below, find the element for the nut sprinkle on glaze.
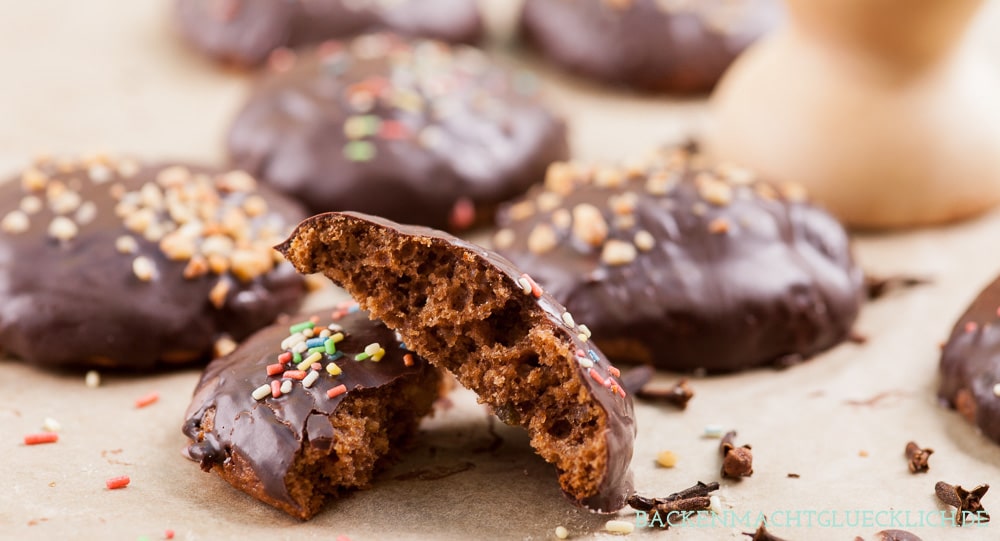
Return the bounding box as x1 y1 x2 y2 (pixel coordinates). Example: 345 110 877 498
0 155 307 370
493 145 864 373
228 33 568 231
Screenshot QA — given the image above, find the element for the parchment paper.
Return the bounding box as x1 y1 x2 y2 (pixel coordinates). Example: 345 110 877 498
5 1 1000 540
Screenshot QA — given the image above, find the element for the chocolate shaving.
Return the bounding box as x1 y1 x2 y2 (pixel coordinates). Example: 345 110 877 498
934 481 990 525
720 431 753 478
635 378 694 410
865 274 931 300
904 441 932 473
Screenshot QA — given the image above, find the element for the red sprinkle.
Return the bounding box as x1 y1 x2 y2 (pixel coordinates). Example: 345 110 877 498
379 120 410 140
105 475 130 490
403 353 415 367
266 363 285 376
589 368 604 385
448 197 476 230
278 352 292 363
331 310 346 320
520 273 543 298
312 363 323 371
24 433 58 445
327 384 348 399
608 366 621 378
164 529 175 540
283 370 307 380
317 40 342 59
310 315 321 324
134 391 160 409
966 321 979 333
575 349 586 358
271 380 282 398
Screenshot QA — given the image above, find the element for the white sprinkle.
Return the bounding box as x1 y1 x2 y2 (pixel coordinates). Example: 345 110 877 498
993 383 1000 397
577 333 589 343
115 235 138 254
132 256 156 282
48 216 78 241
302 327 315 338
281 332 306 350
85 370 101 388
517 277 532 295
561 312 576 328
365 342 381 356
328 323 344 332
75 201 97 225
302 370 320 388
555 525 569 539
319 329 332 338
1 210 30 234
578 324 592 339
605 520 634 534
578 357 594 368
42 417 61 433
293 342 309 354
20 196 42 214
704 424 724 438
252 384 271 401
710 494 723 515
280 380 293 395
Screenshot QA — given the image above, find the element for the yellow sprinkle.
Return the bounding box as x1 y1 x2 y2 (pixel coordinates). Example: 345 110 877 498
656 450 678 468
300 352 322 370
251 384 271 401
326 363 342 376
331 332 345 343
371 348 385 362
364 343 381 356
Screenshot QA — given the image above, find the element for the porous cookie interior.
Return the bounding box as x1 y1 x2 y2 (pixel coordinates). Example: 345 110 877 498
194 370 438 519
283 219 610 504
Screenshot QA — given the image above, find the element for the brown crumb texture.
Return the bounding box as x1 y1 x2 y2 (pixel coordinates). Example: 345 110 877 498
200 368 438 519
280 215 624 508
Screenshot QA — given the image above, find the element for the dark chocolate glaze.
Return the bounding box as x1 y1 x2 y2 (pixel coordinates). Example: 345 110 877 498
277 211 636 512
175 0 483 67
939 274 1000 444
520 0 783 93
493 150 863 373
227 33 569 231
183 308 435 518
0 160 306 370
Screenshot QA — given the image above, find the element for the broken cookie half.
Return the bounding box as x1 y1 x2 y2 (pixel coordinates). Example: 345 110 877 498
183 307 440 519
277 211 636 512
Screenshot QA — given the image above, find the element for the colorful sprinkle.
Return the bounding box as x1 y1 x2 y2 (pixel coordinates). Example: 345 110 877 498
270 380 282 398
578 357 594 368
278 352 292 364
134 391 159 409
85 370 101 388
325 339 337 355
608 366 621 378
326 363 343 376
289 321 314 334
252 384 271 400
327 384 348 399
703 424 724 438
283 370 306 380
371 348 386 362
354 352 370 361
42 417 61 433
403 353 415 367
303 370 320 388
105 475 130 490
280 380 293 395
344 141 376 162
24 433 58 445
300 352 322 370
331 332 345 343
306 337 326 348
518 273 543 298
266 363 285 376
605 520 634 534
587 350 599 362
589 369 605 385
561 312 576 328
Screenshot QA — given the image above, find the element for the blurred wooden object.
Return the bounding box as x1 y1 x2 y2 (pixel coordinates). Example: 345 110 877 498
707 0 1000 229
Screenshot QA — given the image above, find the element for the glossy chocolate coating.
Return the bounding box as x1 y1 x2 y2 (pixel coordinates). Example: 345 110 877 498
520 0 783 93
228 33 568 231
175 0 483 67
0 159 306 370
277 211 635 512
493 148 864 372
939 274 1000 444
183 308 434 517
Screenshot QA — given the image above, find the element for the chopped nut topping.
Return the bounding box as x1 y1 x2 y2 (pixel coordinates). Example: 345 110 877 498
132 255 156 281
88 165 113 184
75 201 97 225
183 255 209 279
697 174 733 206
115 235 138 254
216 170 257 193
243 195 269 217
709 217 730 234
159 231 197 260
528 223 558 254
21 167 48 192
780 181 808 202
20 196 42 214
609 191 638 215
594 167 624 188
48 216 78 241
506 200 536 221
536 191 562 212
492 228 515 249
601 239 637 266
716 163 755 184
49 190 82 215
551 208 571 229
634 230 655 251
571 203 608 247
230 248 273 282
755 183 778 201
1 210 30 234
156 166 191 188
209 278 231 309
645 172 675 195
544 162 577 195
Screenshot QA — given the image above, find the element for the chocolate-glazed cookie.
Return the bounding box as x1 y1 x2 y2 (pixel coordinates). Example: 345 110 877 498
277 211 635 512
492 146 863 373
175 0 483 67
183 306 440 519
520 0 782 93
228 33 569 231
939 275 1000 444
0 156 307 370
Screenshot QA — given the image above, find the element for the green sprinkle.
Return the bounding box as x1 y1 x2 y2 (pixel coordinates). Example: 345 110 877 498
344 141 376 162
325 340 337 355
308 346 325 355
343 115 380 139
293 351 302 364
289 321 315 334
354 352 370 361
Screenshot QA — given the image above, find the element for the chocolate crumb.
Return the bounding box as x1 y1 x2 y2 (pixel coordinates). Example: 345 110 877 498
786 473 800 478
